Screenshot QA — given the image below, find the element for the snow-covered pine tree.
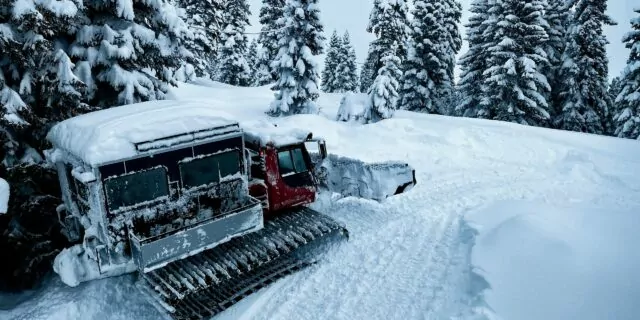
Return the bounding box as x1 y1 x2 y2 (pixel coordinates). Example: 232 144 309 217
256 0 286 84
246 38 260 84
481 0 551 126
182 0 224 78
608 76 623 119
254 45 274 86
1 0 91 164
613 8 640 139
333 31 359 92
455 0 490 118
360 42 379 92
268 0 325 116
544 0 570 121
321 30 342 93
215 0 252 86
556 0 616 134
71 0 193 108
400 0 461 114
365 0 410 89
365 44 402 123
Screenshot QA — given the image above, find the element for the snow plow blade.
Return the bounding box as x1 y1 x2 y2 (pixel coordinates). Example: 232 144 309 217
136 207 348 320
312 153 417 201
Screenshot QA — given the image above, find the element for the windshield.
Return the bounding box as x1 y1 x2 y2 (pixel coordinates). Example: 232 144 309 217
104 167 169 212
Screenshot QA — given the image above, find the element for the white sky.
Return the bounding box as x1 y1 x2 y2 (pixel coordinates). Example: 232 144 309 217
247 0 636 80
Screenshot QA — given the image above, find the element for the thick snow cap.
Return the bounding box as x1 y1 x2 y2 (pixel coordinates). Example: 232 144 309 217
242 120 314 147
47 100 240 166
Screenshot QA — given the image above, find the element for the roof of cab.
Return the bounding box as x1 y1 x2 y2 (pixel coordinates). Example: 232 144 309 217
46 100 241 166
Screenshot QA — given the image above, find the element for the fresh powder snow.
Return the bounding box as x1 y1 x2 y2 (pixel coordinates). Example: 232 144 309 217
2 80 639 320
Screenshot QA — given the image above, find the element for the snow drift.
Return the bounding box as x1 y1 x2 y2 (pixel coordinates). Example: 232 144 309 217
466 200 640 320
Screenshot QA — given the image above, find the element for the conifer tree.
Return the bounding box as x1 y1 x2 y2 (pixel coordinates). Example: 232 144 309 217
613 9 640 139
71 0 193 108
321 31 342 92
544 0 570 121
556 0 616 134
254 45 274 86
215 0 252 86
183 0 224 78
0 0 91 164
400 0 461 114
333 31 359 92
256 0 286 84
456 0 491 118
246 38 260 83
481 0 551 126
365 0 410 91
360 43 379 92
269 0 325 116
365 44 402 123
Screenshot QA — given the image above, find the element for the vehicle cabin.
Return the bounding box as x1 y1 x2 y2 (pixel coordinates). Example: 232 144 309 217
46 100 263 272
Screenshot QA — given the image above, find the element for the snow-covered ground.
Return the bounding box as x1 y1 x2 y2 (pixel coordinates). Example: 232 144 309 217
2 80 640 320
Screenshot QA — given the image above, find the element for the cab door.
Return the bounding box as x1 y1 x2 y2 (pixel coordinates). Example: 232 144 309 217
266 144 316 212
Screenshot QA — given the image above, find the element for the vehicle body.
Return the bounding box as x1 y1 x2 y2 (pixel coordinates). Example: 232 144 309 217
45 100 415 319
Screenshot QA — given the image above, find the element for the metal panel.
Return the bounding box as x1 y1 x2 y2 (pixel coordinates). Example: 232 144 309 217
129 198 264 273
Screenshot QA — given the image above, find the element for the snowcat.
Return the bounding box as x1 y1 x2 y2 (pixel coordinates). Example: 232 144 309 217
45 100 416 319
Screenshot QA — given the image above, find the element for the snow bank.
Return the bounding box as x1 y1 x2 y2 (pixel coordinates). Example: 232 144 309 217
466 200 640 320
0 177 8 214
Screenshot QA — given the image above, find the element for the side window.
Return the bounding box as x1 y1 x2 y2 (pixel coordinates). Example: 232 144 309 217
277 151 296 176
278 148 308 176
291 148 308 173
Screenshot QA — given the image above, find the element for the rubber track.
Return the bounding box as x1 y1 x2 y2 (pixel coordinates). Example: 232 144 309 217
137 207 348 320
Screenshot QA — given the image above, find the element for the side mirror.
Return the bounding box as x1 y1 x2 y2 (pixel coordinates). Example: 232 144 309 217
318 140 327 159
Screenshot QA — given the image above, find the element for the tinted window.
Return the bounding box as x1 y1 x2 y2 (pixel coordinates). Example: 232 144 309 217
180 156 219 189
278 151 295 176
179 151 241 189
218 151 240 178
291 148 308 173
104 167 169 212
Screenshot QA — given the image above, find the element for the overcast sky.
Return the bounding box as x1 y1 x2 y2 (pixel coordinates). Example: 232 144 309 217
246 0 636 80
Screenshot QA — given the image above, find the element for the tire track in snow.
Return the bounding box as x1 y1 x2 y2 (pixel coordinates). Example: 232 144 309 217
234 167 540 320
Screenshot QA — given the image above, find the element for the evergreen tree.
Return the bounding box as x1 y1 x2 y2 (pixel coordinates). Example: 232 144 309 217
0 0 92 165
71 0 192 108
481 0 551 126
613 9 640 139
360 42 379 92
333 31 359 92
556 0 616 134
544 0 570 121
321 30 342 92
246 38 260 83
254 45 274 86
269 0 325 116
400 0 461 114
182 0 224 78
256 0 286 84
365 44 402 123
215 0 252 86
456 0 491 118
365 0 410 91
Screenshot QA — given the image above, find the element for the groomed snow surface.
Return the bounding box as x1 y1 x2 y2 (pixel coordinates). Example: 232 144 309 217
2 80 640 320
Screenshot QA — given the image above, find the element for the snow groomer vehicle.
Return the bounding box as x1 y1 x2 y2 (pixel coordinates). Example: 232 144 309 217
45 100 416 319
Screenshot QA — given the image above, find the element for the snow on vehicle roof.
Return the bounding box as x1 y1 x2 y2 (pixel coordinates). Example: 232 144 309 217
47 100 240 166
242 120 314 147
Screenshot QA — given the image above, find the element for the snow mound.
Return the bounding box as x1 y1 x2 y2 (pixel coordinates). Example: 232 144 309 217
466 200 640 320
0 177 8 214
336 92 368 123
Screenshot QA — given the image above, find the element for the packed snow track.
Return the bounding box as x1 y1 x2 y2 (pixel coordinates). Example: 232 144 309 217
1 83 639 320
